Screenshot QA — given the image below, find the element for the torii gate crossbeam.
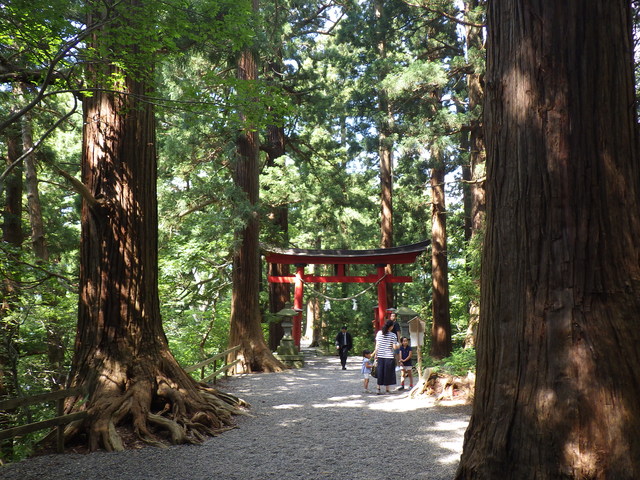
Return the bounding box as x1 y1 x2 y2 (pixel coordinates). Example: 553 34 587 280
263 240 430 348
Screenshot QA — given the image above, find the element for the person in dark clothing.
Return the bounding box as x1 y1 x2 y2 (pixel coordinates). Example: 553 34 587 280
335 325 353 370
397 336 414 391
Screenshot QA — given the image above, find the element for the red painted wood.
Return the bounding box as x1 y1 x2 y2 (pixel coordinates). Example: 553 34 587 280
267 274 412 284
377 265 387 330
264 242 429 337
293 266 304 349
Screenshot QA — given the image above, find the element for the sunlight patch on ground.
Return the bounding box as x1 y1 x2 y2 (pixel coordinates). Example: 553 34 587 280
327 395 362 402
276 418 308 428
272 403 304 409
312 398 367 409
367 395 436 412
304 393 442 412
427 436 465 466
424 419 468 465
273 385 297 392
437 452 464 465
428 437 464 453
430 419 469 431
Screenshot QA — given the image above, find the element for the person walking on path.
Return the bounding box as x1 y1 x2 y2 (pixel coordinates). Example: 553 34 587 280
360 349 374 392
397 337 414 391
372 319 399 394
335 325 353 370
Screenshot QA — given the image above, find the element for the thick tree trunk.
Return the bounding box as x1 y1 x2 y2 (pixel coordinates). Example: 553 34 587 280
22 112 48 261
264 107 290 351
430 165 451 359
304 293 322 347
0 117 23 460
1 119 23 367
303 240 322 347
464 0 486 240
456 1 640 478
66 1 245 452
375 0 395 308
22 111 66 388
229 20 285 373
266 205 289 353
380 135 394 307
462 0 485 349
2 121 23 247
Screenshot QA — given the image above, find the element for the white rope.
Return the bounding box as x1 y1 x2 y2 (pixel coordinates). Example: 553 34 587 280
299 274 388 302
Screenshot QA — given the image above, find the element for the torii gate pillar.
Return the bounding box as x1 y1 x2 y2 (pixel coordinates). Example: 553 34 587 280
264 240 430 348
293 265 305 349
376 264 388 330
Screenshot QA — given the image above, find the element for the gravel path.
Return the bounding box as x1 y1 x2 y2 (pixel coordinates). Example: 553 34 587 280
0 353 471 480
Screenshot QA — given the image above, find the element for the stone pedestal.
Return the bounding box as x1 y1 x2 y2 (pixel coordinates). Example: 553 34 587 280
275 336 305 368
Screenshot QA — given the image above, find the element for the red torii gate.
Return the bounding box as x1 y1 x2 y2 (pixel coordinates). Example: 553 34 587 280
264 240 430 348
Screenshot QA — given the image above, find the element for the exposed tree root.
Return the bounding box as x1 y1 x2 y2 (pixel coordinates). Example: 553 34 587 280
231 341 287 374
62 355 250 453
410 370 475 404
147 413 186 445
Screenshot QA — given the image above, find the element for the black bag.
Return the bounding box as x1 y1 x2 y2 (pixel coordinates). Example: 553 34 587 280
370 364 377 378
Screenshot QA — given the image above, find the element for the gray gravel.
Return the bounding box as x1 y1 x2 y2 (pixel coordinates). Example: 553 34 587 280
0 353 470 480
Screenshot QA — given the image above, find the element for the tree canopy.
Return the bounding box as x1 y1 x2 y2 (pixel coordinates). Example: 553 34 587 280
18 0 640 474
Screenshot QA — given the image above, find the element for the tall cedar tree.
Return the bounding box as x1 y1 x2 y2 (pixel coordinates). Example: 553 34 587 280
0 118 23 459
66 0 245 451
461 0 486 347
375 0 395 308
22 110 67 387
430 161 452 358
456 1 640 477
228 0 285 373
264 25 290 351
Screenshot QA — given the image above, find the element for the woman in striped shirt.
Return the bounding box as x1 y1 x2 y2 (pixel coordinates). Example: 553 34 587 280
372 319 399 394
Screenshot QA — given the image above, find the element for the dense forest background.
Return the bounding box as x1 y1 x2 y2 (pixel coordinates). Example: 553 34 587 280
3 0 640 464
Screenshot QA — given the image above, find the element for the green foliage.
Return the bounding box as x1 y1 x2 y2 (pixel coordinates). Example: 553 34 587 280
0 0 80 67
430 347 476 376
323 294 376 345
163 301 232 368
0 0 489 463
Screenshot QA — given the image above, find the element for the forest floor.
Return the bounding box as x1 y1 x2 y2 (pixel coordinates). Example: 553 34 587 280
0 351 471 480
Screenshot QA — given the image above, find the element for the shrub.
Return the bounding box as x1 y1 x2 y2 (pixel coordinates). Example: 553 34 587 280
432 347 476 376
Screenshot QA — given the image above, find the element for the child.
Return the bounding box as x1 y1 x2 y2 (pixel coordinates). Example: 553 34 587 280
361 349 373 393
397 337 414 391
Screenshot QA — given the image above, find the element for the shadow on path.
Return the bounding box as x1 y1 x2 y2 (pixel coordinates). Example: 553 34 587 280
0 353 471 480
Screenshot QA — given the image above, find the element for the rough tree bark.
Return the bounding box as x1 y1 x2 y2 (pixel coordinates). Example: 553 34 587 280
65 0 246 452
456 1 640 478
303 239 322 347
22 112 48 261
375 0 395 309
304 292 322 348
0 116 23 459
22 110 67 388
267 263 290 350
228 0 285 372
264 76 290 351
430 163 452 359
461 0 485 349
2 119 23 248
267 208 290 351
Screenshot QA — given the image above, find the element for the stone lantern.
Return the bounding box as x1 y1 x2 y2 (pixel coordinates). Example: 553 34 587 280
274 305 305 368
